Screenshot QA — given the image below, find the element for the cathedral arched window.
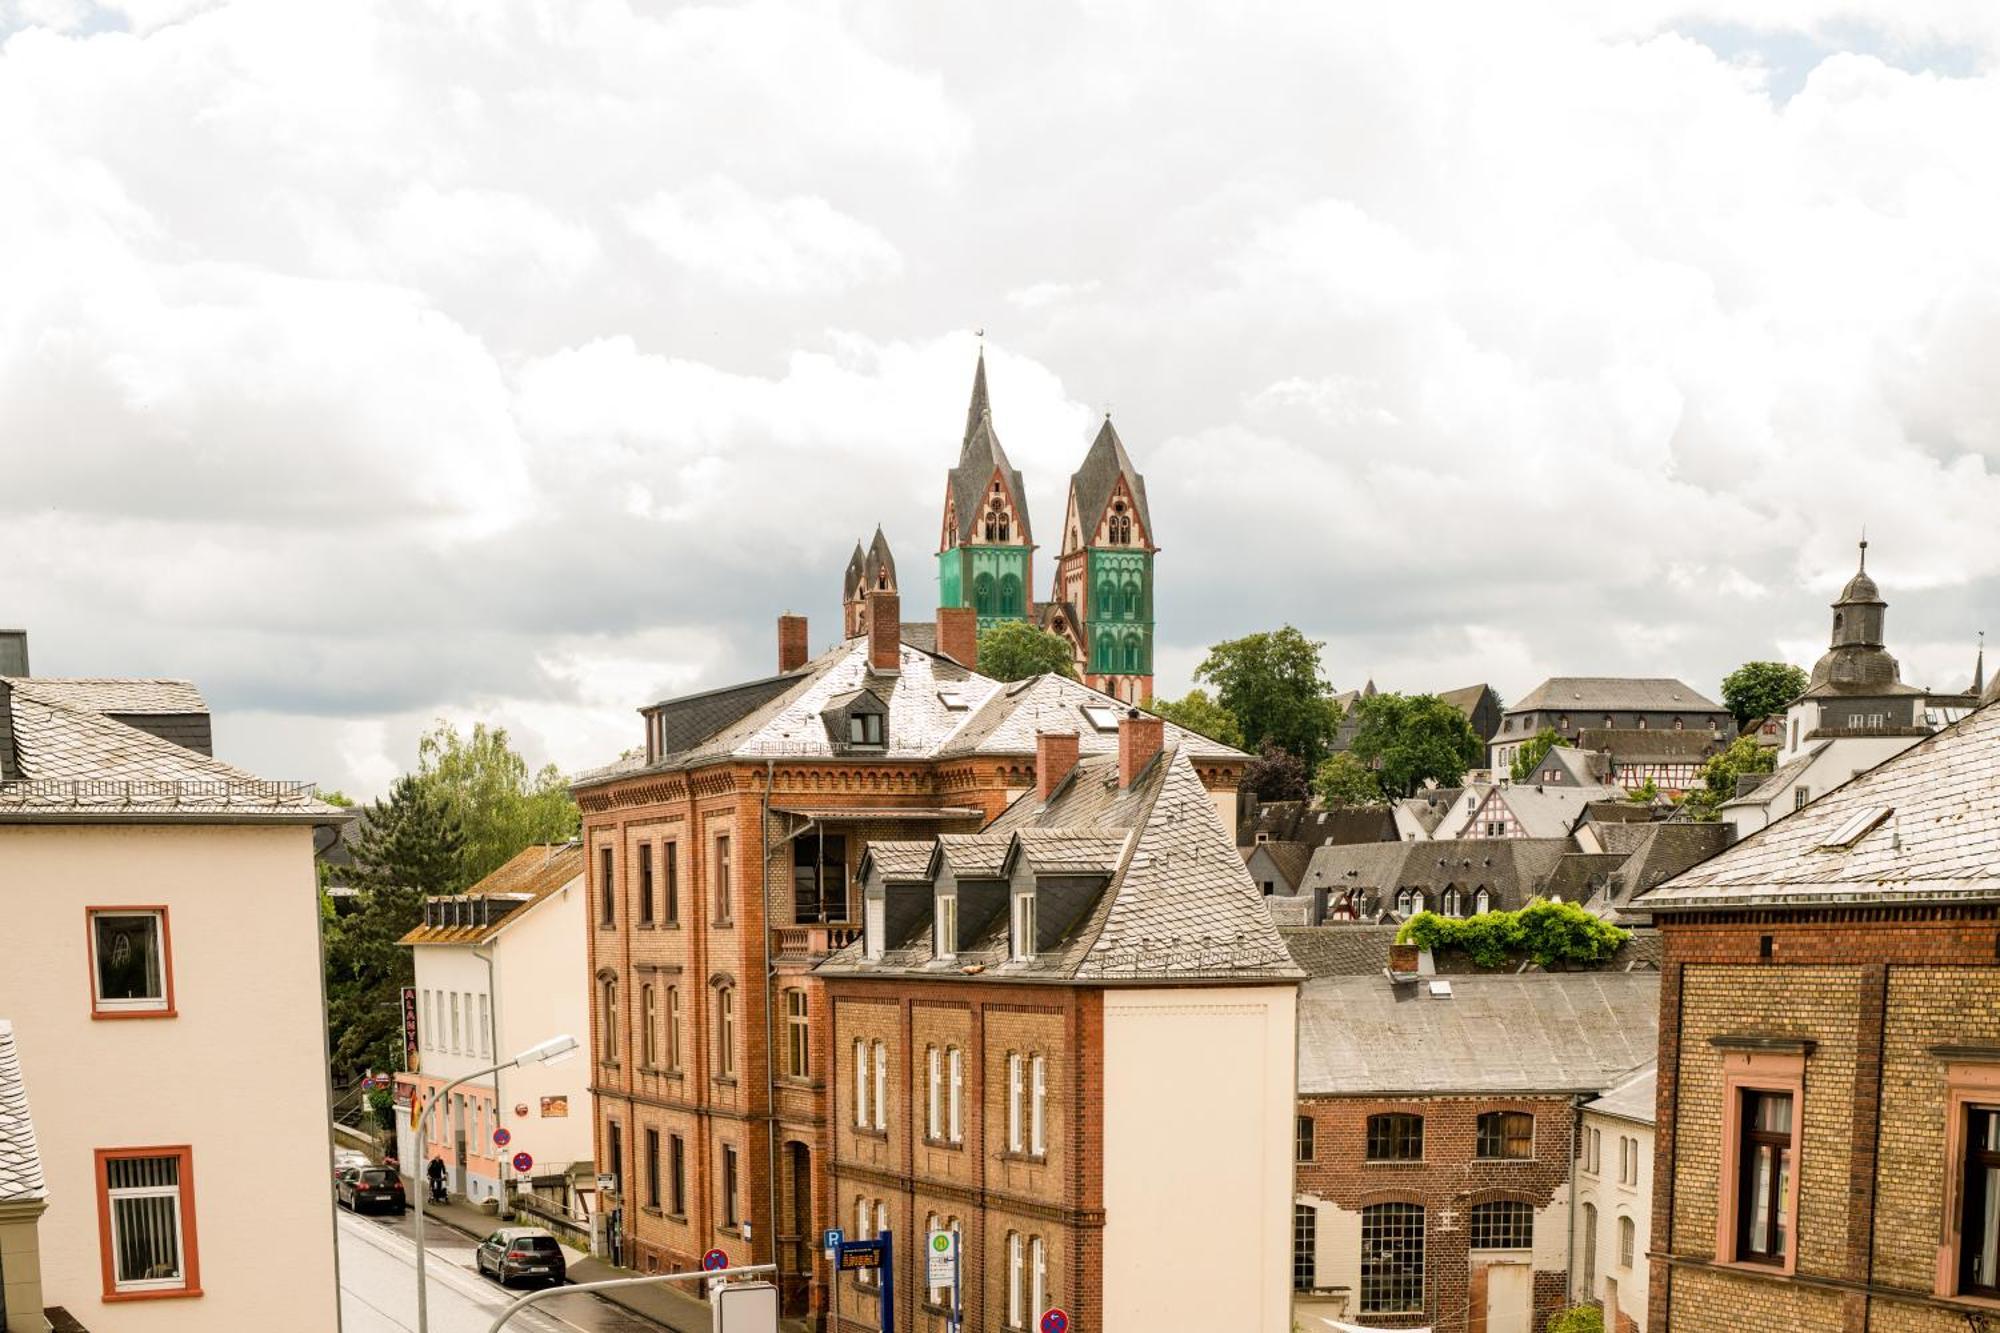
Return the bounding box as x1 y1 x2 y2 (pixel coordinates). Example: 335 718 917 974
1122 580 1140 619
1097 582 1117 618
973 573 995 617
1124 637 1141 673
997 514 1010 541
999 574 1022 617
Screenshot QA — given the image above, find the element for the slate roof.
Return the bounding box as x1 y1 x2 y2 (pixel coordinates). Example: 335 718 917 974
6 677 207 714
1245 840 1315 892
0 1019 46 1203
398 843 585 947
1296 972 1659 1096
1575 728 1724 761
1437 683 1492 717
945 353 1033 547
937 673 1244 761
1641 701 2000 912
1545 853 1631 902
1718 744 1824 811
1395 789 1466 836
822 746 1302 984
1068 417 1152 540
1511 677 1726 714
1471 782 1624 838
1301 838 1573 912
1584 1064 1657 1127
860 840 945 882
1536 745 1610 784
0 684 340 820
1280 925 1403 977
1240 800 1397 848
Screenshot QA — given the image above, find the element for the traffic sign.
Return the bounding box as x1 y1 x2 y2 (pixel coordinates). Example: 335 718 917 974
512 1151 533 1173
702 1247 730 1271
822 1227 844 1252
925 1228 957 1287
492 1127 511 1148
1041 1310 1070 1333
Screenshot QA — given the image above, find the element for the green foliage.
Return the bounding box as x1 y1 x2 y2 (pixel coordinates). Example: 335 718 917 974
323 775 464 1079
976 621 1079 682
1721 660 1809 728
319 788 357 808
1191 626 1341 767
1548 1306 1606 1333
1628 777 1660 804
1397 900 1629 969
1508 727 1566 782
1679 732 1779 822
1242 744 1310 803
1143 688 1245 749
368 1087 397 1133
1349 692 1485 798
1313 752 1382 807
417 721 580 892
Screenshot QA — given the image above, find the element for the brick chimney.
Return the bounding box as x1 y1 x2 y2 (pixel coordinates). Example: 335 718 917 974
1117 707 1165 788
778 614 810 674
936 606 978 670
1036 731 1080 802
866 590 901 674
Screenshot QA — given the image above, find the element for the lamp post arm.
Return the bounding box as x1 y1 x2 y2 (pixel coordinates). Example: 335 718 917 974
413 1056 519 1333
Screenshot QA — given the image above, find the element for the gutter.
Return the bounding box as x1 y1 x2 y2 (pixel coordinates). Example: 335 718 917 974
760 757 780 1289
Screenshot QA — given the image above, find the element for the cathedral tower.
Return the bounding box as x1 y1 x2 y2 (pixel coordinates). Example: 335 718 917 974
843 526 898 638
1045 416 1156 703
937 352 1035 629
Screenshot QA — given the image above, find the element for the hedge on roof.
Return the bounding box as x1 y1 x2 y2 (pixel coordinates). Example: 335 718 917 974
1394 900 1629 969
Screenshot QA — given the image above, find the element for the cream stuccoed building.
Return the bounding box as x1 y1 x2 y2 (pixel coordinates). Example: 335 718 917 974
0 632 347 1332
1574 1065 1655 1332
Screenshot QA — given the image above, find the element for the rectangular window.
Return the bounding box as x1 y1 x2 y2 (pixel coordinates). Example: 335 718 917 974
451 993 462 1053
1029 1053 1047 1156
1961 1107 2000 1295
1029 1234 1046 1323
1007 1052 1024 1152
853 1039 870 1128
88 909 172 1016
607 1122 622 1183
784 990 809 1079
478 994 490 1058
1469 1200 1534 1250
936 895 958 960
1296 1114 1315 1163
1736 1090 1793 1264
644 1130 660 1209
668 1134 686 1215
422 990 433 1049
717 987 735 1079
1007 1230 1023 1326
663 842 679 924
722 1146 739 1228
1366 1113 1423 1162
713 834 733 923
666 987 681 1071
1360 1202 1424 1315
948 1047 964 1143
1477 1111 1534 1160
1293 1203 1317 1291
97 1148 198 1297
872 1040 887 1132
637 843 654 925
1012 893 1036 962
599 846 615 926
926 1046 942 1140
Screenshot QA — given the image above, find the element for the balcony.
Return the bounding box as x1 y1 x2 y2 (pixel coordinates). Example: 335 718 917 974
773 924 862 960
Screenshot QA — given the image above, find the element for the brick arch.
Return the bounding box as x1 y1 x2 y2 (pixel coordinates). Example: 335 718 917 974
708 970 737 989
1355 1186 1428 1208
1463 1185 1545 1208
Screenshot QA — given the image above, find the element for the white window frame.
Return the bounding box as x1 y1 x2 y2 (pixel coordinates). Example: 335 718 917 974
1030 1053 1047 1156
1007 1230 1024 1327
864 892 885 961
926 1046 942 1140
855 1195 873 1287
872 1040 888 1132
451 992 462 1053
1007 1052 1024 1152
853 1039 869 1128
926 1210 944 1302
936 894 958 960
88 909 169 1014
1012 892 1036 963
948 1046 964 1143
104 1153 188 1293
478 993 491 1058
1030 1233 1046 1322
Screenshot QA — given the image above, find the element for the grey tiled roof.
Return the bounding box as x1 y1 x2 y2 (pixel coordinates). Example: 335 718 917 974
1297 972 1659 1096
1280 924 1402 977
858 840 937 881
1511 677 1726 714
5 677 207 714
1575 728 1725 761
938 673 1245 760
935 833 1015 879
1642 701 2000 911
1008 829 1131 875
1068 416 1152 539
0 1020 46 1203
1584 1064 1657 1126
1302 838 1575 914
1472 782 1625 838
1245 840 1315 891
1 688 340 820
1717 744 1824 810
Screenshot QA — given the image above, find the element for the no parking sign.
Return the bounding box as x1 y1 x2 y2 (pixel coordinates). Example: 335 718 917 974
1041 1310 1070 1333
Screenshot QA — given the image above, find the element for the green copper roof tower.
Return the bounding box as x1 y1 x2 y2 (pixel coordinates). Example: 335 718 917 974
937 350 1035 631
1045 415 1156 704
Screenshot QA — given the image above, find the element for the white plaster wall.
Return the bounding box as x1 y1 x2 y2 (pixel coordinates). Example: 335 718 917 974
0 823 338 1333
1578 1111 1654 1331
490 877 592 1175
1532 1181 1572 1270
1101 986 1296 1333
1301 1195 1360 1301
414 943 500 1080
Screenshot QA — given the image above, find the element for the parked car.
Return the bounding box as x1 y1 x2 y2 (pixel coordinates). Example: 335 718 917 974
475 1228 568 1289
333 1148 371 1175
336 1166 407 1215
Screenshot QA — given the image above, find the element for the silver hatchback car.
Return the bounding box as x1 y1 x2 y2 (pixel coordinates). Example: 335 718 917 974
474 1227 567 1289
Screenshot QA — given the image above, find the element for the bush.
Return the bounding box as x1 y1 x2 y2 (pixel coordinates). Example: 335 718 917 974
1396 900 1628 969
1548 1305 1605 1333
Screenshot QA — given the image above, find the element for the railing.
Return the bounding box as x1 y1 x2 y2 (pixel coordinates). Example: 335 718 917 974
1073 938 1295 979
773 924 863 959
0 778 322 808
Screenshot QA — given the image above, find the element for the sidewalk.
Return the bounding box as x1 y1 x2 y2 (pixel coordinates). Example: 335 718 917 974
414 1191 810 1333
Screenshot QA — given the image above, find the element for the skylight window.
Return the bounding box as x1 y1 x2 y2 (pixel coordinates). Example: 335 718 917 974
1081 704 1121 732
937 689 968 711
1820 806 1892 851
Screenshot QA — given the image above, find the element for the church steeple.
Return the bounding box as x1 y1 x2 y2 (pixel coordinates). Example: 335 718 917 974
1048 413 1157 704
843 529 897 638
1810 540 1901 690
937 350 1033 628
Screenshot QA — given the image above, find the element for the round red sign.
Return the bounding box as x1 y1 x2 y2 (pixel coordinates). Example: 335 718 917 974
512 1151 533 1173
492 1127 511 1148
1041 1311 1070 1333
702 1247 729 1271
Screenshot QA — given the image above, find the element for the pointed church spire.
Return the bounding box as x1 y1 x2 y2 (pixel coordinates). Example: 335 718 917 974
963 348 990 446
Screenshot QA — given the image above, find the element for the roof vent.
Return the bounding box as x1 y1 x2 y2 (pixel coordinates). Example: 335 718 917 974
1428 980 1453 998
1820 806 1893 851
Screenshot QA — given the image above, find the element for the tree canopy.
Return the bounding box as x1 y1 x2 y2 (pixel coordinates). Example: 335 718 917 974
1313 751 1382 807
1507 727 1566 782
1143 688 1244 748
1398 900 1629 969
1721 660 1808 728
1241 743 1310 803
1678 733 1778 821
1191 626 1341 767
1348 692 1485 798
417 720 579 892
976 621 1078 682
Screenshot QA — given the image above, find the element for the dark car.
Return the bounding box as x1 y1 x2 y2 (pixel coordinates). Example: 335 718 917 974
336 1166 407 1215
475 1227 567 1289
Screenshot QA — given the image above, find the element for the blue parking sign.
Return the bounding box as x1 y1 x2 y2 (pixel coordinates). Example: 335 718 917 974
823 1227 844 1251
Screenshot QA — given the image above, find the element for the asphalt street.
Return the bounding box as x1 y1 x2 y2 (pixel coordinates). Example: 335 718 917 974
338 1209 672 1333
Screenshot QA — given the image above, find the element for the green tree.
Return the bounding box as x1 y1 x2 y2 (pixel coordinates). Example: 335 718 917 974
319 788 357 808
1191 626 1341 767
1398 901 1628 969
1143 688 1244 748
416 721 579 892
1348 693 1485 798
1242 743 1310 803
324 775 464 1079
1721 660 1809 728
1679 733 1779 821
1628 777 1660 805
1548 1306 1606 1333
1313 752 1382 807
1508 727 1566 782
976 621 1078 682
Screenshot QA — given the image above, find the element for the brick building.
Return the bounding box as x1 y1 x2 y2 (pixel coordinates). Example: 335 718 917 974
570 596 1245 1320
1637 697 2000 1331
1292 969 1657 1332
817 721 1302 1333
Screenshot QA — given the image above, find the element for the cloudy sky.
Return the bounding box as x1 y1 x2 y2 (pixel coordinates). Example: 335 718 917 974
5 0 2000 797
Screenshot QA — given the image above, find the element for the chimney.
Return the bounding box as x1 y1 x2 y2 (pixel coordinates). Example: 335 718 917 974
778 614 810 674
1036 731 1080 802
1117 707 1165 788
866 590 901 674
1387 942 1420 977
0 630 26 677
936 606 979 670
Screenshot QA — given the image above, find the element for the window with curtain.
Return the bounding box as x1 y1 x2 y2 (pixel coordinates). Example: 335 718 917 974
1960 1106 2000 1295
1029 1053 1047 1155
102 1151 192 1293
926 1046 942 1140
716 986 735 1078
852 1038 869 1128
1007 1052 1023 1152
1736 1090 1793 1264
948 1047 964 1143
1006 1231 1023 1327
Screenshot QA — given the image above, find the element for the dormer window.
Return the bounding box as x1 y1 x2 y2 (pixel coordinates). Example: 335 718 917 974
823 688 889 751
935 894 958 962
849 713 883 746
1011 890 1037 963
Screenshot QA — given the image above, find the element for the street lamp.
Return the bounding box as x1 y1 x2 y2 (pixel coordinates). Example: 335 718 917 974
412 1033 577 1333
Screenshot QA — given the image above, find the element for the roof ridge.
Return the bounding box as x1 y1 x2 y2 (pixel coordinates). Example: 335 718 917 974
9 690 261 785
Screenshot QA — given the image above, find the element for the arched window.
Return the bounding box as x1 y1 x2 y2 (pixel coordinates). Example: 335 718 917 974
1442 887 1461 917
999 574 1022 616
1097 581 1117 618
1366 1113 1423 1161
1474 887 1491 915
641 984 657 1066
1124 637 1140 673
666 986 682 1071
1581 1203 1598 1288
600 976 619 1059
1619 1215 1636 1268
973 573 995 616
997 514 1010 541
716 985 735 1079
1468 1199 1534 1250
1396 889 1414 916
1410 889 1425 915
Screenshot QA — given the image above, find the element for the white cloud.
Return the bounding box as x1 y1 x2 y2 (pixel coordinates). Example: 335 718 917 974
626 177 902 293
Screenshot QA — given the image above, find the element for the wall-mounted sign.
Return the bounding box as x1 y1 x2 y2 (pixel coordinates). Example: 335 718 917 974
540 1095 569 1118
514 1103 530 1117
401 987 421 1072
